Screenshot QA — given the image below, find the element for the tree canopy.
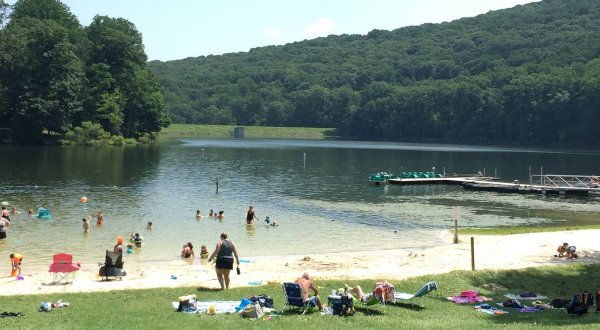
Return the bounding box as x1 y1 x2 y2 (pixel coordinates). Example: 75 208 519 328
148 0 600 148
0 0 169 144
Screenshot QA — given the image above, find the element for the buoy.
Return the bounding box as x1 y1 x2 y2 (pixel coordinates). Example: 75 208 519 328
80 196 87 203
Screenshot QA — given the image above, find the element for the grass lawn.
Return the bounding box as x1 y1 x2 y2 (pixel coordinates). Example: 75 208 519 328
160 124 336 140
2 264 599 329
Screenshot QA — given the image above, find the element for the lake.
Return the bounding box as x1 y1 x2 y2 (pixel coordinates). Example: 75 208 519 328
1 139 600 270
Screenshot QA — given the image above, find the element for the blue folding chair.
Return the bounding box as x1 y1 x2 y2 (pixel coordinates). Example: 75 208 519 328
281 282 314 314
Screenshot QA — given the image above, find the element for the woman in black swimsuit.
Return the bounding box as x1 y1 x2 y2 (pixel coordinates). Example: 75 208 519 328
208 233 240 290
245 206 256 225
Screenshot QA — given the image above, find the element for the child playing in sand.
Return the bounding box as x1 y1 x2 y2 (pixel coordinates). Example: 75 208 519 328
82 217 90 233
556 243 568 257
10 253 22 277
28 209 33 218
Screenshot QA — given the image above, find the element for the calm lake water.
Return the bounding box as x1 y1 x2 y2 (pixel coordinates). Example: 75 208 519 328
2 138 600 270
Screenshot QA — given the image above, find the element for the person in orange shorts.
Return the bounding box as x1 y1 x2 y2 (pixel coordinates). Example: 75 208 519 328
10 253 23 277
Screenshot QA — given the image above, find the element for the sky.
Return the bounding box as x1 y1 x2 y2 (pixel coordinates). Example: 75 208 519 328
9 0 539 62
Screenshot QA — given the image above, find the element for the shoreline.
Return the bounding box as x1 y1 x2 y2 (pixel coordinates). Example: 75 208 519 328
2 229 599 296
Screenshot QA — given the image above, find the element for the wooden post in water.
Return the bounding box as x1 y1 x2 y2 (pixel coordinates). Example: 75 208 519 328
470 237 475 271
454 219 459 244
303 153 306 171
452 206 460 244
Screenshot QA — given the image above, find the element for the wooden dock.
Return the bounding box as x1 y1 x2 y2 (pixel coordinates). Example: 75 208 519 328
386 174 600 196
387 176 495 186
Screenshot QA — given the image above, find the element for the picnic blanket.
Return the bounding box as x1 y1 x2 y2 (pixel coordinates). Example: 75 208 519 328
171 300 240 314
504 293 548 300
448 295 493 304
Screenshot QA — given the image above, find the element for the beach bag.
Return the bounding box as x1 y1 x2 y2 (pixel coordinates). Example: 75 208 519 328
566 292 592 315
39 302 52 312
249 294 274 308
177 297 197 312
240 302 264 318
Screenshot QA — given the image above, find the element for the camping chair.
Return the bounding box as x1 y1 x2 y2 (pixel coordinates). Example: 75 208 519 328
281 282 315 314
98 250 126 281
48 253 80 284
394 281 438 307
354 293 385 314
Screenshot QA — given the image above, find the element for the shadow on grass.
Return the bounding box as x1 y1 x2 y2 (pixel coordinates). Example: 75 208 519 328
446 263 600 326
196 286 224 293
390 302 425 311
353 306 385 316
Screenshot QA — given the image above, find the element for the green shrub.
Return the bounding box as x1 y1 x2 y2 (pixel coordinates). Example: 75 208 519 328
110 135 125 146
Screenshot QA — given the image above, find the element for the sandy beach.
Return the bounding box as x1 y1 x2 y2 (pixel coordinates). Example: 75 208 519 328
2 229 598 296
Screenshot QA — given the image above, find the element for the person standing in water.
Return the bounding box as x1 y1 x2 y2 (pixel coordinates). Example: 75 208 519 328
82 217 90 233
245 206 256 225
96 210 104 225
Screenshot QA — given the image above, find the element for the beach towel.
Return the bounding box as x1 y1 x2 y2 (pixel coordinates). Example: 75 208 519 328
171 300 240 314
505 293 548 300
474 304 508 315
496 302 545 313
448 291 493 304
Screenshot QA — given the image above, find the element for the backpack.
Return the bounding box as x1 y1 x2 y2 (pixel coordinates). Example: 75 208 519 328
340 294 355 316
249 294 274 309
566 292 593 315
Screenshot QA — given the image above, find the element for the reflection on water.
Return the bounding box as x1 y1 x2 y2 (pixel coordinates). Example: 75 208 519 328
1 139 600 270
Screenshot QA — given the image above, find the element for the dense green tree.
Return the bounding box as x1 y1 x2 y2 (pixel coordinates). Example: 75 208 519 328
2 16 83 142
0 1 169 143
85 15 169 137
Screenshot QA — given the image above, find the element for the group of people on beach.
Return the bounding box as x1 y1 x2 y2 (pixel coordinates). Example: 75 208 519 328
180 233 241 290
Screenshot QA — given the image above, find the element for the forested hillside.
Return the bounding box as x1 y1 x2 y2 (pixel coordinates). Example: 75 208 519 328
149 0 600 148
0 0 170 144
